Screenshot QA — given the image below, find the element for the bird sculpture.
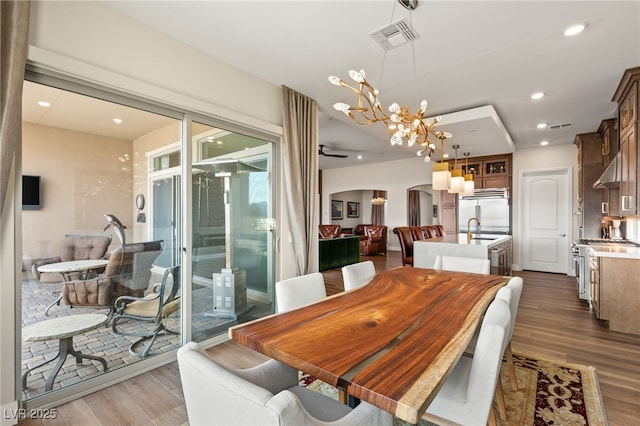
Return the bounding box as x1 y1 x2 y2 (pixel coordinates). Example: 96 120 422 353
104 213 127 246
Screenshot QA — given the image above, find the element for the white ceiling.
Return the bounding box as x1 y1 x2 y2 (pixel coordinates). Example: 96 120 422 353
25 1 640 170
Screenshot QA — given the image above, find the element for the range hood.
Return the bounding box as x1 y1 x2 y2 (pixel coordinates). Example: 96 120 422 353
593 152 621 189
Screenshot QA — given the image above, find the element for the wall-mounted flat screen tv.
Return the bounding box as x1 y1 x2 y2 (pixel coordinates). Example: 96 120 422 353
22 175 42 210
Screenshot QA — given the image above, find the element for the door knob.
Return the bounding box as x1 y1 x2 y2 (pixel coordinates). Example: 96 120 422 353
559 233 567 237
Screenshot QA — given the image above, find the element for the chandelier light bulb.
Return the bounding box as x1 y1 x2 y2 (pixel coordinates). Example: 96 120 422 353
328 76 342 85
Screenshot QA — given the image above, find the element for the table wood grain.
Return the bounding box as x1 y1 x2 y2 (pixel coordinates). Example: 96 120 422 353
230 266 508 423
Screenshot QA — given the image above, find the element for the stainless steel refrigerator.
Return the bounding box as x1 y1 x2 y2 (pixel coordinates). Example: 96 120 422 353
458 190 510 234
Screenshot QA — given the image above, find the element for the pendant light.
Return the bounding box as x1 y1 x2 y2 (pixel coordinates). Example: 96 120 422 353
432 132 451 190
448 145 464 193
461 152 475 196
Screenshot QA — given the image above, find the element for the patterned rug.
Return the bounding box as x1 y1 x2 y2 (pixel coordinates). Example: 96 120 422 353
301 351 607 425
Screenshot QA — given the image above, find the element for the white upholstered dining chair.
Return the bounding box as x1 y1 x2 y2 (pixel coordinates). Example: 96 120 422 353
275 272 327 313
177 342 393 426
341 261 375 291
464 276 524 420
424 297 511 426
434 254 491 274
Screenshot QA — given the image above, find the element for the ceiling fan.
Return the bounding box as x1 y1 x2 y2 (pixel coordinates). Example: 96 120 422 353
318 144 348 158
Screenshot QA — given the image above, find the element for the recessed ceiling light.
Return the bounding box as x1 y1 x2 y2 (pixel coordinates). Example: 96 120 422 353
216 140 223 145
113 118 123 124
38 101 51 107
443 153 450 159
564 23 586 37
540 140 549 146
357 155 363 160
531 92 544 100
537 123 548 129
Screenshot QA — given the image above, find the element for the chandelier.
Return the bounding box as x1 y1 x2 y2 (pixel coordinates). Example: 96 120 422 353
329 69 447 162
371 196 387 205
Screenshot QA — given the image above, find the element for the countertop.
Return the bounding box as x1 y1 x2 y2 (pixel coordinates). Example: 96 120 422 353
419 233 512 247
590 244 640 259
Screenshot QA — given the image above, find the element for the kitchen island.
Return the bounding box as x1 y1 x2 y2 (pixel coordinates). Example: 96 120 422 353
414 234 512 275
589 242 640 335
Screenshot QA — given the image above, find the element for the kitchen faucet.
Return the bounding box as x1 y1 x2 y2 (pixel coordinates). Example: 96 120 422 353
467 217 480 242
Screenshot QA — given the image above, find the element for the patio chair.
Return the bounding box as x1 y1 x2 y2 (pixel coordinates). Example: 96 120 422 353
61 240 163 310
31 233 112 283
112 265 180 358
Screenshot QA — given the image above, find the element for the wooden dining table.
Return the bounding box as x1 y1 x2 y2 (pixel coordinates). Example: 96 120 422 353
229 266 509 424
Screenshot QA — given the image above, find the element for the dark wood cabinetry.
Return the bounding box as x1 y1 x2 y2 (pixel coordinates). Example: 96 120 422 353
575 132 606 237
612 67 640 215
598 119 620 215
439 190 458 235
461 154 512 190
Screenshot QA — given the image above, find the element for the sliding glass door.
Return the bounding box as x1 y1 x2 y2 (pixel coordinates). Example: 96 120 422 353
190 122 275 342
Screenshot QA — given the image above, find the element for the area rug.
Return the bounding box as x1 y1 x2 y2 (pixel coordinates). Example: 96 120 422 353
300 351 607 425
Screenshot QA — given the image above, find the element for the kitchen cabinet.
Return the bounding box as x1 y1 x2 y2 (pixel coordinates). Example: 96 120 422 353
592 254 640 335
598 119 620 215
574 132 606 237
612 67 640 215
461 154 512 190
488 238 512 275
439 190 458 235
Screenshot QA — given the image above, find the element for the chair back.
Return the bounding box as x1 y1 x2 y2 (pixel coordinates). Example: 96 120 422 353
59 233 112 262
177 342 288 425
275 272 326 313
466 298 510 412
409 226 424 241
108 240 163 292
342 261 375 291
432 225 445 237
392 227 414 266
434 255 490 274
319 225 341 239
421 226 435 239
497 276 523 342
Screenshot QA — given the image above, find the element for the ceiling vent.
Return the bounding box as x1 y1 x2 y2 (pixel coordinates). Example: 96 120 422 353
548 122 574 130
370 18 420 50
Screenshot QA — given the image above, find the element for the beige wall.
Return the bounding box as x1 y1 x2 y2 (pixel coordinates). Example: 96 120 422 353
22 122 133 262
131 121 182 242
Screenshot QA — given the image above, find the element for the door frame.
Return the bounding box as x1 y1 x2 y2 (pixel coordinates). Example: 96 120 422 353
518 167 572 274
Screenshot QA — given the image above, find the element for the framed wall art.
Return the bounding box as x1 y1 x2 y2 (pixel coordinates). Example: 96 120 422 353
347 201 360 218
331 200 343 220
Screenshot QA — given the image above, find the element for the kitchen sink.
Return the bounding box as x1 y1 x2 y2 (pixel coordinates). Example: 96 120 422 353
471 237 497 240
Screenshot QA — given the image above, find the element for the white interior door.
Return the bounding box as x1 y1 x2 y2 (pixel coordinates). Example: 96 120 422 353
522 168 570 273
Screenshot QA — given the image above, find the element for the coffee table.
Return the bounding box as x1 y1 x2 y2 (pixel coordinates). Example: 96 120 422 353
37 259 109 316
22 313 109 391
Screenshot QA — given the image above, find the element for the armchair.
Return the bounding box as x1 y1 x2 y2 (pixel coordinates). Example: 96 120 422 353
31 233 112 283
112 265 180 358
177 341 393 426
318 224 341 239
61 240 163 310
362 225 387 256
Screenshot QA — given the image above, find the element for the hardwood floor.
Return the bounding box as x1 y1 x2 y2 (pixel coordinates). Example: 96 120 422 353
20 252 640 425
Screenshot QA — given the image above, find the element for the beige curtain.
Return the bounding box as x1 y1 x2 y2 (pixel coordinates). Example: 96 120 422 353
371 190 386 225
281 86 319 275
408 190 420 226
0 0 30 407
1 0 30 211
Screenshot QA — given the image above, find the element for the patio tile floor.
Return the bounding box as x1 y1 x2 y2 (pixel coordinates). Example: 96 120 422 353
21 271 272 399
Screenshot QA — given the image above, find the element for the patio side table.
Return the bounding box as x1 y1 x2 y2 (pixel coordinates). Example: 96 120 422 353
22 313 109 391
